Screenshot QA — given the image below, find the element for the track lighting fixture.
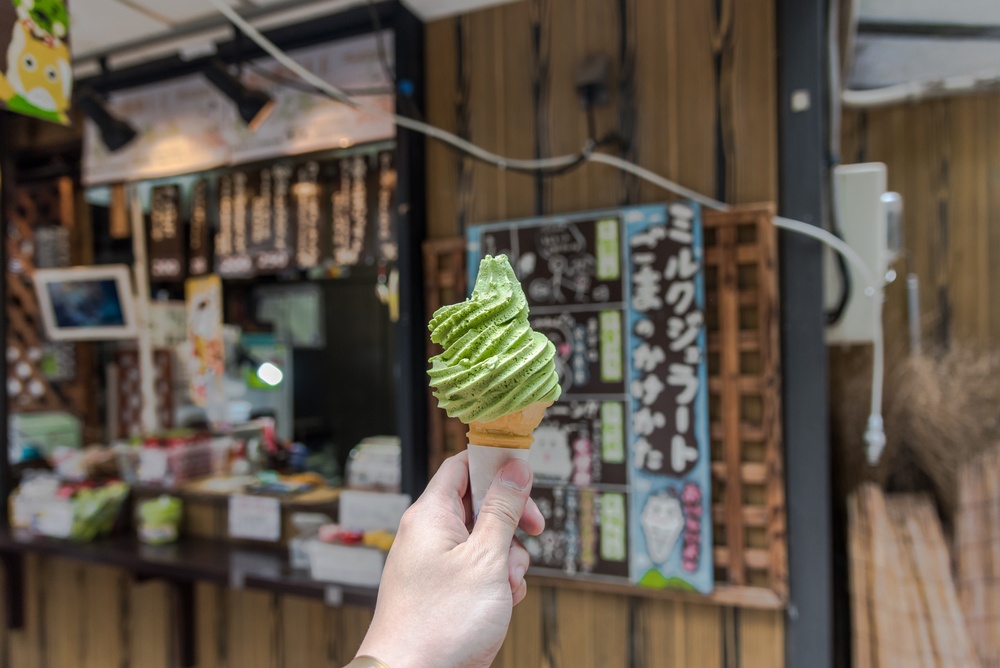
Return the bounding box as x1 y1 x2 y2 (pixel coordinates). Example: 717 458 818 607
202 59 275 130
76 88 138 152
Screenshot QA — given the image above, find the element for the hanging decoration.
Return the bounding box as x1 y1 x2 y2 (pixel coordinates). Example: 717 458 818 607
0 0 72 125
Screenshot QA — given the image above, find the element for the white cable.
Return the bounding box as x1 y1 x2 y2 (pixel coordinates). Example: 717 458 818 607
775 217 886 464
586 153 731 212
206 0 887 463
205 0 583 172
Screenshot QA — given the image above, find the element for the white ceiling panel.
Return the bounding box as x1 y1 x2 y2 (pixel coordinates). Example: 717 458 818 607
70 0 168 56
850 36 1000 89
859 0 1000 25
402 0 523 20
69 0 523 71
123 0 243 26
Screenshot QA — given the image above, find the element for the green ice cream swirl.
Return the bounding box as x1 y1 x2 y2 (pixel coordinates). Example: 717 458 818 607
428 254 562 423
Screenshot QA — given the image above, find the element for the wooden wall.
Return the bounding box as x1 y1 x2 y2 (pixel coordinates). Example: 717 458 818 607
833 93 1000 494
842 94 1000 357
0 0 787 666
423 0 783 667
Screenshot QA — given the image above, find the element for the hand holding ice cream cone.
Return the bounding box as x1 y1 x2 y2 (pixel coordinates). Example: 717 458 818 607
428 254 561 516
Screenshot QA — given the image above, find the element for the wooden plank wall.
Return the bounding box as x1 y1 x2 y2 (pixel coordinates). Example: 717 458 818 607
841 94 1000 357
0 0 785 666
833 95 1000 497
424 1 783 667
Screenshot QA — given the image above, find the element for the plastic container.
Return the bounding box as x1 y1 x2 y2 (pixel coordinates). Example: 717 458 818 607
289 512 332 570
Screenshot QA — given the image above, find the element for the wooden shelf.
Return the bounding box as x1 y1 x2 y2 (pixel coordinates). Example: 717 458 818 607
0 529 376 606
0 529 378 667
529 573 785 611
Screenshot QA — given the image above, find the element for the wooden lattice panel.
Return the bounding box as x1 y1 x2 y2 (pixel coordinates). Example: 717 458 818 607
703 204 786 600
423 204 786 603
423 237 469 474
5 179 92 418
114 349 175 439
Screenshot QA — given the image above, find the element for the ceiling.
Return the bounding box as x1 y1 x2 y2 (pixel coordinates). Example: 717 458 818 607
67 0 1000 104
70 0 523 74
849 0 1000 94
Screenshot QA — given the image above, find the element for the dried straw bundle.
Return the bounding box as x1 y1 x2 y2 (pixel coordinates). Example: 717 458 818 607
885 348 1000 515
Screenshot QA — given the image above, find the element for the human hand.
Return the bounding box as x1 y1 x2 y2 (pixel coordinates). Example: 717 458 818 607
355 451 544 668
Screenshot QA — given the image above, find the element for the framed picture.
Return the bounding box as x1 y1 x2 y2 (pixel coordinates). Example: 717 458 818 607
33 265 138 341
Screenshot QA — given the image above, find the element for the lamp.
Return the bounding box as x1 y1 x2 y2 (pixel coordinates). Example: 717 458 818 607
235 347 283 387
203 59 275 130
76 88 138 152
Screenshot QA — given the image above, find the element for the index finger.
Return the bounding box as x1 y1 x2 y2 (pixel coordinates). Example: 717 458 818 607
419 450 470 510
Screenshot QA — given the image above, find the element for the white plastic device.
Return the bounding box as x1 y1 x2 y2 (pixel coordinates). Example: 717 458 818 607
825 162 901 345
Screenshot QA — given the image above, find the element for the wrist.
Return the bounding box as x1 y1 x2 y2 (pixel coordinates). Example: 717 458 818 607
344 657 389 668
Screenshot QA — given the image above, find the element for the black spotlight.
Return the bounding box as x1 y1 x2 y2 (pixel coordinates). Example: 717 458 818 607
203 60 275 130
76 88 138 152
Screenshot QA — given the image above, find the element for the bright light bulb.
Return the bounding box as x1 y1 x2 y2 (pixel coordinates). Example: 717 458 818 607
256 362 283 387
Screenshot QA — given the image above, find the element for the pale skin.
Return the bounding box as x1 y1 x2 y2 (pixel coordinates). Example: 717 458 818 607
356 452 545 668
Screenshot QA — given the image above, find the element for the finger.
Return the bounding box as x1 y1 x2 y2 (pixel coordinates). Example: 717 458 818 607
471 458 533 554
518 497 545 537
419 451 470 513
512 578 528 607
508 536 530 594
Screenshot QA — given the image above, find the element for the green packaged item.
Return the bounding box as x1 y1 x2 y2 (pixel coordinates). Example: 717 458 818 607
137 495 183 545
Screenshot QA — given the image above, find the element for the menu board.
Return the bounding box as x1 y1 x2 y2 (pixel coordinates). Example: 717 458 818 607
247 165 295 273
467 204 713 593
189 180 212 276
215 172 254 278
183 146 398 279
149 185 185 281
293 161 324 269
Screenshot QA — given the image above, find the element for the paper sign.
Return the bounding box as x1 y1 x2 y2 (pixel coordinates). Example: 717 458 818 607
36 500 74 538
228 494 281 542
338 491 410 532
184 275 225 418
467 204 713 594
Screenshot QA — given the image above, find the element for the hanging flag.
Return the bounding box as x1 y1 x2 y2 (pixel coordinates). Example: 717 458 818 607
0 0 72 125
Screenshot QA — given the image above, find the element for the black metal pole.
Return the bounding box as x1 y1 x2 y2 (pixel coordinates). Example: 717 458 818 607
0 111 12 528
776 1 833 667
0 111 23 630
392 4 428 498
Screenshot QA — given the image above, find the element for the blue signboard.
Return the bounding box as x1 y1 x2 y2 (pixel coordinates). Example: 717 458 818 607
467 203 712 593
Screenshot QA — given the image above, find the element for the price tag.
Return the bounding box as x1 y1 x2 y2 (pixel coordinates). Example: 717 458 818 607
228 494 281 542
37 500 74 539
324 585 344 607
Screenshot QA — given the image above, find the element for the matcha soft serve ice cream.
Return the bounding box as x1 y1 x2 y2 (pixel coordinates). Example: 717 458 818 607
428 254 561 515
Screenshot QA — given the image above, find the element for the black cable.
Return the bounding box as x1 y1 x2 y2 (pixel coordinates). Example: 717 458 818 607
365 0 423 121
248 64 392 97
826 247 852 326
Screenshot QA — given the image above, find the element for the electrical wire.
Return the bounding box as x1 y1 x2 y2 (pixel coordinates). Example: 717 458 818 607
205 0 888 464
249 64 392 97
775 216 886 464
207 0 593 172
363 0 424 121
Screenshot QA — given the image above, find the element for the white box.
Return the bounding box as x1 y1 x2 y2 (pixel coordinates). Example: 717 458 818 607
338 490 410 532
825 162 899 345
307 541 386 587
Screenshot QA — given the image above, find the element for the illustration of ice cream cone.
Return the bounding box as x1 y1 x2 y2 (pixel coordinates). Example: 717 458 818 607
428 255 562 517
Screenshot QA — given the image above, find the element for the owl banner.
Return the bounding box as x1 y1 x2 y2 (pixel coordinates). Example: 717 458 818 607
0 0 72 125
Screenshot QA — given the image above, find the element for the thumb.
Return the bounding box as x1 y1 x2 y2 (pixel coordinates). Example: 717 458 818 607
471 458 533 552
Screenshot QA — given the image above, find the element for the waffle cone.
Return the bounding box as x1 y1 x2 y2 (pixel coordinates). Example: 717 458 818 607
466 401 552 449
